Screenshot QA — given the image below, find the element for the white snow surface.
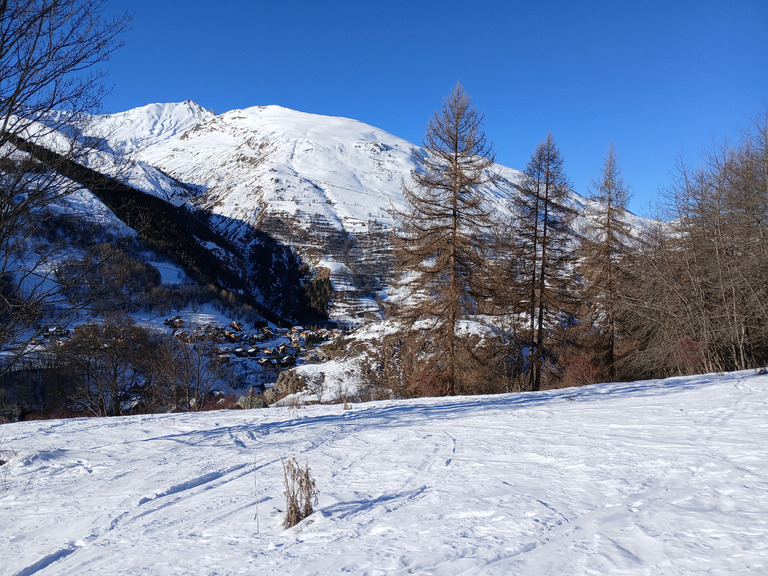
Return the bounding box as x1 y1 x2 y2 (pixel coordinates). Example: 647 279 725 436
89 102 423 234
2 371 767 575
91 101 214 154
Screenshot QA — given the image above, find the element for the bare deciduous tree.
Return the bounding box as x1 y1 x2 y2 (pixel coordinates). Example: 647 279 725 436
154 330 234 411
56 315 155 416
0 0 128 370
619 110 768 376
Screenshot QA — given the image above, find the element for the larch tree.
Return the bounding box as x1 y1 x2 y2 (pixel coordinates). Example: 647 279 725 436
574 144 632 382
515 133 575 391
393 83 497 396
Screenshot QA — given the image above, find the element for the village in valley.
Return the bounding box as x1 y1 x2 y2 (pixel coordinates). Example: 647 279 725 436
0 314 344 418
163 315 339 367
162 315 342 393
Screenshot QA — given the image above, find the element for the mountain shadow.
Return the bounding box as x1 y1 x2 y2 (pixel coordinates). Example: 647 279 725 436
7 134 329 326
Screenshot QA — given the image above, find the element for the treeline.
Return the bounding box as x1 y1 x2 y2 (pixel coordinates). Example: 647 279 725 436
618 118 768 377
372 85 768 397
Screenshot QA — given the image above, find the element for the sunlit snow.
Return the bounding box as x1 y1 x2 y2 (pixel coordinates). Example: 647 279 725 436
2 371 766 575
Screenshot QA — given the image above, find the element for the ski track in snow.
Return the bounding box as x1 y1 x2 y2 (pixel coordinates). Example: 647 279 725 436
1 371 767 575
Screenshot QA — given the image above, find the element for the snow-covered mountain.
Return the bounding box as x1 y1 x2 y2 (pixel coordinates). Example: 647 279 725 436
2 370 766 575
83 101 648 323
92 100 419 227
84 102 514 322
84 104 384 319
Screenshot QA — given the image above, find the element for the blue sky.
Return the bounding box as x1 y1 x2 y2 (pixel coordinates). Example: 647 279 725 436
100 1 767 216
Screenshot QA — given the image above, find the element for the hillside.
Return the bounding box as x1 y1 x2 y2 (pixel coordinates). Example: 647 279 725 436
85 102 426 322
85 101 651 324
1 370 766 575
0 100 669 420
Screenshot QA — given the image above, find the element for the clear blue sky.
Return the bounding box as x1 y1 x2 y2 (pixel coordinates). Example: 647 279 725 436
100 0 767 216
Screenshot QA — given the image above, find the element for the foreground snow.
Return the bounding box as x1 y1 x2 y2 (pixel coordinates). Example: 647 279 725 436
1 371 767 575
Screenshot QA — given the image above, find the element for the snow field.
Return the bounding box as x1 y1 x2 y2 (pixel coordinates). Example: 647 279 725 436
1 371 767 575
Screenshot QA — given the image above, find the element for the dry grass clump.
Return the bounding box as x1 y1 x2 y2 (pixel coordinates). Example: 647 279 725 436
282 457 318 528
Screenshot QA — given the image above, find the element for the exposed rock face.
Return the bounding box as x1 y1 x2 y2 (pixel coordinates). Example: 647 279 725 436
260 385 285 406
263 369 311 405
276 368 307 395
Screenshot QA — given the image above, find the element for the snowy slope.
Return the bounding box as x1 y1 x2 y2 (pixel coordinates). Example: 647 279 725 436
93 102 421 233
2 371 766 575
91 100 651 238
79 101 653 322
85 102 431 321
92 100 214 154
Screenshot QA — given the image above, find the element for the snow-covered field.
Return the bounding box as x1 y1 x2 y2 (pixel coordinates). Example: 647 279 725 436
1 371 766 575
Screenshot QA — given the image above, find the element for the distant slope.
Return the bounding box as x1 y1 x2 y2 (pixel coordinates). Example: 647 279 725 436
86 101 654 323
94 102 418 229
93 100 215 154
8 132 305 325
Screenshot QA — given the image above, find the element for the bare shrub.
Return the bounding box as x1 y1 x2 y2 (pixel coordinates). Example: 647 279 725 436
558 349 606 388
281 457 319 528
238 389 264 409
0 433 17 492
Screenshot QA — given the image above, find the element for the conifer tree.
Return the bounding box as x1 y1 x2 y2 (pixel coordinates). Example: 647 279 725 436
575 144 632 382
515 134 575 391
394 84 496 396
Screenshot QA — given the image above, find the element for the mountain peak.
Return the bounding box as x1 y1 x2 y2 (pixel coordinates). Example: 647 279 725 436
93 100 214 153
